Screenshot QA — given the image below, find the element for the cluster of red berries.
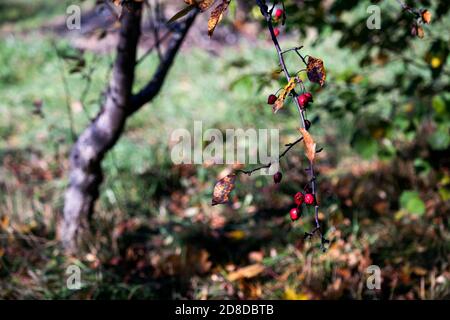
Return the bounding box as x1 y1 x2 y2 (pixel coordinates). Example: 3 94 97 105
289 192 315 221
272 9 283 37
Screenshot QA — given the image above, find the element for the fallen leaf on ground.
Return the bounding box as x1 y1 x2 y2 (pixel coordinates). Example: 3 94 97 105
227 264 265 281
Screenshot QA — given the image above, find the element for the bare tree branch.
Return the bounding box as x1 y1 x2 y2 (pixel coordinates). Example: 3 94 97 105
130 11 197 113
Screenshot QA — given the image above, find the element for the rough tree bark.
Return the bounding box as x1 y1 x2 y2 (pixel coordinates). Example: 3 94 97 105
62 2 197 253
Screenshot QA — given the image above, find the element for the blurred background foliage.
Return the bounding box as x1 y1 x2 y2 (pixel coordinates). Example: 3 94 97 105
0 0 449 299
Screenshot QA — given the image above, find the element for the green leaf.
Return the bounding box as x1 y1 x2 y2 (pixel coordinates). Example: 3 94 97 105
438 187 450 202
351 131 378 159
432 95 446 115
427 126 450 151
413 158 431 175
399 191 425 216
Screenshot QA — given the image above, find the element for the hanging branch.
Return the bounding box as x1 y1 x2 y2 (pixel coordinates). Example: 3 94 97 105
255 0 328 249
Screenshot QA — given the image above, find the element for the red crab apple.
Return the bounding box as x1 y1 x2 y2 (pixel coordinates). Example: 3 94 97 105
294 192 304 206
297 92 313 108
304 193 315 205
275 8 283 19
289 208 300 221
267 94 277 105
273 28 280 37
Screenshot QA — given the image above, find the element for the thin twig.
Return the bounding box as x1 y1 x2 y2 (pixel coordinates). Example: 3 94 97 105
52 42 76 142
236 136 304 176
135 30 171 65
79 55 100 120
395 0 419 17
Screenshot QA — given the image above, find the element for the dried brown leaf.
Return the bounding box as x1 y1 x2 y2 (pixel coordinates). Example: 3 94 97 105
299 127 316 163
417 26 425 39
198 0 216 11
212 173 236 205
306 56 326 87
208 0 231 37
421 9 431 24
273 78 296 113
227 264 265 281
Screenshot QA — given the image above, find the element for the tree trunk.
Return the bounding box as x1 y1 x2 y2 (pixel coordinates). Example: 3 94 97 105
62 4 197 253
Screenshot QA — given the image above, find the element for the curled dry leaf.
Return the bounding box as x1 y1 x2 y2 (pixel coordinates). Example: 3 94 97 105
273 78 297 113
421 9 431 24
306 56 326 87
227 263 265 281
212 173 236 205
208 0 231 37
299 127 316 163
185 0 216 11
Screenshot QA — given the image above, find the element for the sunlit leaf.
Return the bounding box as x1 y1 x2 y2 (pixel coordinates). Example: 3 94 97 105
399 191 425 216
421 9 431 24
299 127 316 163
273 78 296 113
212 173 236 205
306 56 326 86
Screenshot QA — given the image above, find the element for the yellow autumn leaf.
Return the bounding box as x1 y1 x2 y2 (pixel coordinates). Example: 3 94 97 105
299 127 316 163
226 230 246 240
273 78 297 113
284 286 309 300
208 0 231 37
227 263 265 281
